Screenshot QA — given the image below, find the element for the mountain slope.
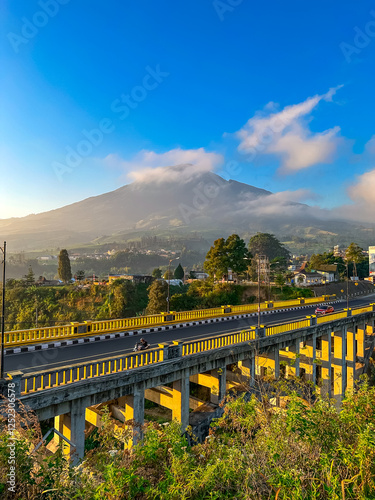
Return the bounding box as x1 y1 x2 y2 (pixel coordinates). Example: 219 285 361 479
0 167 374 251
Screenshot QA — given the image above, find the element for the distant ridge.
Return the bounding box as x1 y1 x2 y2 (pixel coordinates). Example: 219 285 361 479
0 166 374 251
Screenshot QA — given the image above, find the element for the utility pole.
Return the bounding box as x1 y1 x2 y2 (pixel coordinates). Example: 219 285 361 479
0 242 6 379
167 256 179 314
257 254 266 328
346 261 349 311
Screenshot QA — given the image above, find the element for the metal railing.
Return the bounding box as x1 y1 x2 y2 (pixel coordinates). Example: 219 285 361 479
182 328 257 356
22 346 165 395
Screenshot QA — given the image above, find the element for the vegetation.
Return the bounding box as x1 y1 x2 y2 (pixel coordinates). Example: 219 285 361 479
1 380 375 499
248 233 291 262
204 234 250 279
58 249 72 283
345 242 367 278
174 263 185 280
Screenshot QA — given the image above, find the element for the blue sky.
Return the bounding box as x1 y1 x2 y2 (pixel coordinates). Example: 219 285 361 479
1 0 375 221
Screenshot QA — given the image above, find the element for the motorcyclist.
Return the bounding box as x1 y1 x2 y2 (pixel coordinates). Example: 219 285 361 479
140 338 149 349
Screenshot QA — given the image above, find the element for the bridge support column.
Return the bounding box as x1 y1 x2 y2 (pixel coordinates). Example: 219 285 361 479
286 341 301 377
70 399 86 464
342 326 347 397
51 399 86 464
123 384 145 446
332 328 346 403
294 340 300 377
256 350 277 378
357 321 365 358
320 333 332 398
238 357 254 386
346 325 356 391
209 366 227 404
172 370 190 431
274 348 280 379
312 335 317 385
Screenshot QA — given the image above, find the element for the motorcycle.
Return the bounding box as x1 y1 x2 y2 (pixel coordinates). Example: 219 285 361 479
133 341 150 352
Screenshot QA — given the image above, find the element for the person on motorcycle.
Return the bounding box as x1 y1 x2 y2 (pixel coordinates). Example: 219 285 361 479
140 338 149 349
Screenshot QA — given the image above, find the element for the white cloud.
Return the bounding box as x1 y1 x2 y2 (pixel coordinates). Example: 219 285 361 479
348 168 375 206
236 85 343 173
102 148 224 184
235 189 322 217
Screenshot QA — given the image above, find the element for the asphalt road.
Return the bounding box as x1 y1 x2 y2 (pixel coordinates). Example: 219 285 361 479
5 294 375 375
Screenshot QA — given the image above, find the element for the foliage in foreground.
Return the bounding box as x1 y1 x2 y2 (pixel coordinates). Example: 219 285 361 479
0 382 375 499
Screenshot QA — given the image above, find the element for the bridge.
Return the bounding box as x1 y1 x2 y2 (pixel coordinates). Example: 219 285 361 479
2 300 375 464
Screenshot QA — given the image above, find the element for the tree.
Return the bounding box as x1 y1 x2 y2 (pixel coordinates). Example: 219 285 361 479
204 237 227 279
248 233 290 262
225 234 250 274
146 280 168 314
75 270 85 282
58 249 72 283
204 235 250 279
163 269 174 280
174 263 184 280
23 266 35 287
152 268 162 279
345 243 365 278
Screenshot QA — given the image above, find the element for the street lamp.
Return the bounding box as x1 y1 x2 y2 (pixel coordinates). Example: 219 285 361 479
335 261 349 310
166 257 179 314
257 255 266 328
0 242 6 379
345 262 349 310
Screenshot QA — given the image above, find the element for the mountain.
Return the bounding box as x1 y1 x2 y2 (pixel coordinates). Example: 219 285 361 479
1 166 374 252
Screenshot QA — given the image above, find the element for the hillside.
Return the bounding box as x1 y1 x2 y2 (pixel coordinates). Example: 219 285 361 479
1 166 374 252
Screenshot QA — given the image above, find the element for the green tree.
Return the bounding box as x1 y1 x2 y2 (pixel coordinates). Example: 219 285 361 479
163 269 174 279
204 235 250 279
248 233 290 262
204 237 228 279
346 242 365 278
225 234 250 274
58 249 72 283
152 267 162 279
75 270 85 282
174 263 184 280
23 266 35 286
146 280 168 314
275 274 286 286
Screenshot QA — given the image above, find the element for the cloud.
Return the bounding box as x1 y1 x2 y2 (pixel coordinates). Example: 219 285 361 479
236 85 343 173
102 148 224 184
235 188 324 218
348 168 375 206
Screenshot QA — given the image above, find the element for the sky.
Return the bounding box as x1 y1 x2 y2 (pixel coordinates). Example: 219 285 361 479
1 0 375 221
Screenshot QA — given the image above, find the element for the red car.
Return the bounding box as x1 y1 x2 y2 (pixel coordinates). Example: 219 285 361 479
315 305 334 315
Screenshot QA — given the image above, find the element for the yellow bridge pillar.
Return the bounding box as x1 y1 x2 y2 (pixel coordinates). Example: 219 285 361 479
116 385 145 446
171 371 190 430
256 349 278 378
332 327 347 404
346 324 356 391
49 399 87 464
190 366 227 405
319 333 332 398
237 357 255 386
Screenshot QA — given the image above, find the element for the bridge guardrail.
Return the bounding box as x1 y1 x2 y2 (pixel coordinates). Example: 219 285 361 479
265 318 311 336
4 294 336 348
182 328 257 356
21 346 165 395
12 302 374 396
